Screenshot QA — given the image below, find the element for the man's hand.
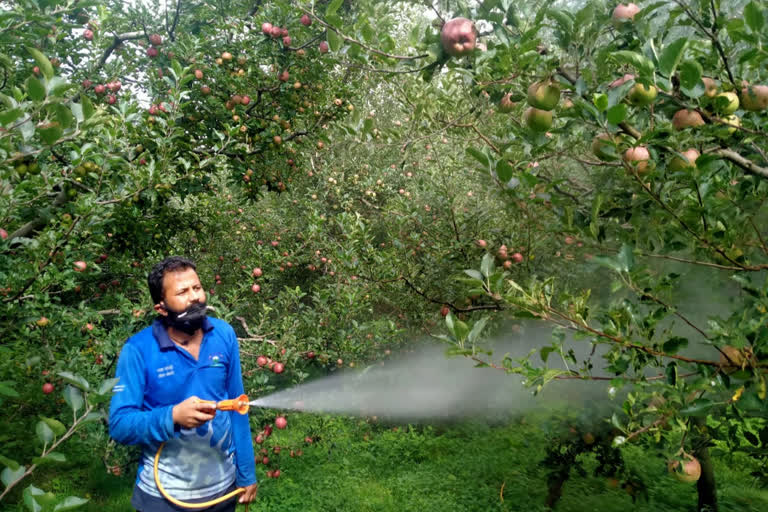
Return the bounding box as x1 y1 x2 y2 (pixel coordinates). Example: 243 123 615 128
239 483 258 504
172 396 216 428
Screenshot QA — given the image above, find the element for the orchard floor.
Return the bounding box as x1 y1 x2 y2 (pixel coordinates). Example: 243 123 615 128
9 410 768 512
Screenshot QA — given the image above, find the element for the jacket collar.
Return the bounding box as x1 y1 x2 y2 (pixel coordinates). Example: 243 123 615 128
152 317 213 349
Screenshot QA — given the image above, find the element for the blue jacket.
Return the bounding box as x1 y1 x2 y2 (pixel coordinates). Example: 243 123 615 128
109 316 257 499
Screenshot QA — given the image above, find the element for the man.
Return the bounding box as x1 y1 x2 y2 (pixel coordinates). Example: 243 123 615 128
109 256 258 511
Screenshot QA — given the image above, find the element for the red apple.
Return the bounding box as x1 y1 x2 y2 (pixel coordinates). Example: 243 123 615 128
83 29 94 41
42 382 54 394
272 469 281 478
147 47 159 58
668 148 700 172
741 84 768 111
0 228 7 240
440 305 450 317
498 93 516 113
73 261 87 272
255 434 264 444
475 239 487 249
283 36 291 46
440 18 477 57
272 362 284 374
319 41 329 53
194 69 203 80
511 252 523 263
301 14 312 26
94 84 106 94
257 355 268 367
672 109 705 130
668 455 702 483
612 3 641 25
252 267 263 277
275 416 287 429
251 284 261 293
149 34 163 46
261 22 273 35
623 146 652 173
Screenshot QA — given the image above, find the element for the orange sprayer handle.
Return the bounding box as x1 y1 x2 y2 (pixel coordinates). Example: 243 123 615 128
197 394 250 415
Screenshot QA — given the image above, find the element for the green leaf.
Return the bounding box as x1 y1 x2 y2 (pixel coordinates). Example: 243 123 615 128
47 76 72 97
593 93 608 112
679 60 703 93
480 253 494 278
0 454 20 471
53 496 89 511
26 47 53 80
0 108 22 126
39 416 66 436
63 385 84 413
658 38 688 77
496 159 515 183
57 372 89 391
52 103 74 130
616 244 634 272
745 1 765 32
467 317 489 344
466 147 490 169
606 103 627 124
453 319 470 342
97 377 119 396
546 9 573 35
464 269 484 281
611 51 655 75
80 96 94 120
0 381 19 398
25 76 46 102
1 464 25 488
37 122 62 145
22 485 44 512
666 362 677 385
325 0 343 17
680 399 715 417
32 452 66 465
327 29 342 52
662 336 689 354
36 420 54 445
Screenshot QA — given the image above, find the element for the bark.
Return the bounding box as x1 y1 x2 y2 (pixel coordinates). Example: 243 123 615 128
544 467 570 510
693 416 718 512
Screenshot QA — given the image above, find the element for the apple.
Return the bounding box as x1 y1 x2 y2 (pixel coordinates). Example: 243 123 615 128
440 305 450 317
668 148 700 172
42 382 54 394
273 135 282 145
475 239 487 248
301 14 311 26
264 424 273 437
609 73 635 89
0 228 7 240
149 34 163 46
194 69 203 80
628 83 657 106
718 114 741 137
257 355 268 367
255 434 264 444
107 95 116 105
221 51 233 61
83 29 93 41
523 107 553 132
668 455 701 483
713 92 739 114
672 109 705 130
612 3 640 25
251 284 261 293
94 84 106 94
82 79 93 89
275 416 287 429
283 36 291 46
73 261 87 272
623 146 652 173
252 267 262 277
36 317 50 327
701 77 718 98
440 18 477 57
201 85 211 95
261 22 272 35
304 436 313 444
273 469 281 478
592 133 620 161
147 47 158 58
499 93 516 113
583 432 595 445
511 252 523 263
740 84 768 111
272 362 284 374
527 81 560 110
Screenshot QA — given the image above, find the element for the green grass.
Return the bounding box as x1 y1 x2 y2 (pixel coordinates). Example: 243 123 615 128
5 410 768 512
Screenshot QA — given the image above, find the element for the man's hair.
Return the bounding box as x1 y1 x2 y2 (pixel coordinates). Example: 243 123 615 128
148 256 197 304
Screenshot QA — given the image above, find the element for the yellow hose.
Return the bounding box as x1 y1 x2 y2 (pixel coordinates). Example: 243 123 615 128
154 442 245 509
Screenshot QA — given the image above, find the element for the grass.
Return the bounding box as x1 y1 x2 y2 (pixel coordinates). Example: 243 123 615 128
4 409 768 512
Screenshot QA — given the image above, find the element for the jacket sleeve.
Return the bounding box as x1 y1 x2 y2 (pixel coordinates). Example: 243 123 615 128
109 343 175 446
226 327 258 486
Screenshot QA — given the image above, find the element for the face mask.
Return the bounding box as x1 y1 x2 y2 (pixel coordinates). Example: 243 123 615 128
162 301 208 335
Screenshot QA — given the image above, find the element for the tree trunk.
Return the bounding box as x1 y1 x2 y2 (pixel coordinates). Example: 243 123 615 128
693 417 717 512
544 467 570 510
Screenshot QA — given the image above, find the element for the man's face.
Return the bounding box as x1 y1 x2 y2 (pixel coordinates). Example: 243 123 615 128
155 267 206 315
